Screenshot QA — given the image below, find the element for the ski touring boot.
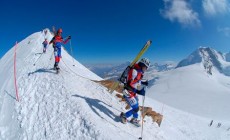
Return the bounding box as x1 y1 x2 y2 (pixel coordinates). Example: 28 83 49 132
56 65 60 74
53 63 57 70
120 112 127 124
130 118 141 127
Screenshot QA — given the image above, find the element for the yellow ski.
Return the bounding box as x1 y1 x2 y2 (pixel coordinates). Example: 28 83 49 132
109 40 152 93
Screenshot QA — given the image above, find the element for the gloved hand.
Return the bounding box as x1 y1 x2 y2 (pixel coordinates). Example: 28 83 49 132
137 88 145 96
54 47 57 51
68 35 71 39
141 80 148 86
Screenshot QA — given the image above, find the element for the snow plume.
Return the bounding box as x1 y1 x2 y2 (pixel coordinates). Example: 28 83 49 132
218 27 230 37
160 0 201 27
202 0 230 16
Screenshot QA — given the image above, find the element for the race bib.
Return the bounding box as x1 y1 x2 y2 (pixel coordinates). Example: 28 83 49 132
127 97 137 106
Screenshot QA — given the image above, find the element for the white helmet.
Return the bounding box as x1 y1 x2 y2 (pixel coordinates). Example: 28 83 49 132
139 58 150 68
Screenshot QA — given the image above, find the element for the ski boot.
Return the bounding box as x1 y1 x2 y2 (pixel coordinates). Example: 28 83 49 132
120 112 127 124
130 118 141 127
54 63 58 70
56 65 60 74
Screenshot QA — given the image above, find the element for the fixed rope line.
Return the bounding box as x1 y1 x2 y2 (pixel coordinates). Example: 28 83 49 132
61 58 96 82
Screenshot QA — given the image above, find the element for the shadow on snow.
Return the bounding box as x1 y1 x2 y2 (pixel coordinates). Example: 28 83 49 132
28 68 56 76
72 94 119 122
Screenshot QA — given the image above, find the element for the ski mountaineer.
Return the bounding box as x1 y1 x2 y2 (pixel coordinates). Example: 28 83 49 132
49 28 71 70
42 38 48 53
120 58 150 126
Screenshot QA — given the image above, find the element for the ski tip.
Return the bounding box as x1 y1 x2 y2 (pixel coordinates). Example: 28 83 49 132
33 64 35 66
138 137 142 140
147 40 152 45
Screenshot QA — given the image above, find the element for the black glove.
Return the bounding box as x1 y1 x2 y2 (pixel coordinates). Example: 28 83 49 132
54 46 57 51
68 35 71 39
141 80 148 86
137 88 145 96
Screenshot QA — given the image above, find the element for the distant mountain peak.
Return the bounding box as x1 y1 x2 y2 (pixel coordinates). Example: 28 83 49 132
176 47 228 75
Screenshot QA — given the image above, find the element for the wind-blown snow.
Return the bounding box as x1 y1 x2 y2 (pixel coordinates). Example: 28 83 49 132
0 30 230 140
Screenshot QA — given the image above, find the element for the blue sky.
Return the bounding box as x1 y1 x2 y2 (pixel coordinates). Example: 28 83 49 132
1 0 230 64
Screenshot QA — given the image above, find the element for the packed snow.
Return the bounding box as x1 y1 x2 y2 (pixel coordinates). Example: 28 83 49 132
0 30 230 140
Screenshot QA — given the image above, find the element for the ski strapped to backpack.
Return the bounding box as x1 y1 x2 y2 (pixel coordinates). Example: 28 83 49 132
108 40 152 93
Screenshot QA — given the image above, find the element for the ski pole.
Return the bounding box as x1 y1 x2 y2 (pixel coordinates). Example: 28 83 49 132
69 39 75 66
50 50 54 60
139 87 146 140
33 53 43 66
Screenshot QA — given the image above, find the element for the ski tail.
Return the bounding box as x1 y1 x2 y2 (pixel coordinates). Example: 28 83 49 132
109 40 152 94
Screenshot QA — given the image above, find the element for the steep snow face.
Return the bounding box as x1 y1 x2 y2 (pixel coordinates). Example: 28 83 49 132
0 30 103 140
177 47 230 76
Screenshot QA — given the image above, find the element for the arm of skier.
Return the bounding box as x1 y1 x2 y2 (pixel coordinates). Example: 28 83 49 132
49 37 55 45
63 36 71 44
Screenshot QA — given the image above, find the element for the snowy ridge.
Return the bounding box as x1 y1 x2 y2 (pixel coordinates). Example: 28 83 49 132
0 30 230 140
176 47 230 76
0 30 157 139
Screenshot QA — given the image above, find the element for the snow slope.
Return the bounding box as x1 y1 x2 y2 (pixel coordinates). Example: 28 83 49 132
147 63 230 120
0 30 230 140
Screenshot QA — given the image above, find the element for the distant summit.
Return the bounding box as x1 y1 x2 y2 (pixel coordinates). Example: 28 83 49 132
88 61 176 80
149 62 175 72
177 47 230 76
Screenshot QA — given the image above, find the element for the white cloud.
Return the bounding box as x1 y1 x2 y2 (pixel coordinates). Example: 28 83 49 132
160 0 201 27
202 0 230 16
218 27 230 37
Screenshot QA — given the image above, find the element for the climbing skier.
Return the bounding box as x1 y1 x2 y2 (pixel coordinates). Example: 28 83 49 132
49 28 71 71
120 58 150 126
42 38 48 53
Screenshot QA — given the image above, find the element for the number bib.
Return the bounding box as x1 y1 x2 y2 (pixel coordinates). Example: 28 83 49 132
127 96 138 106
